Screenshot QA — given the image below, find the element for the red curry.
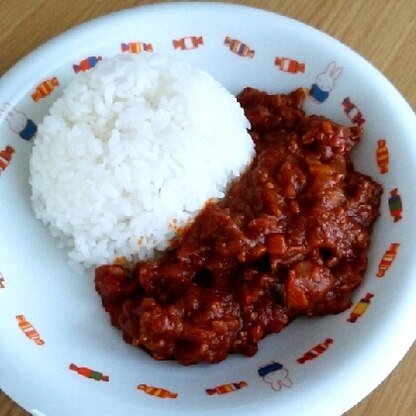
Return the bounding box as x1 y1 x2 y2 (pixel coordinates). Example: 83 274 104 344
95 87 382 365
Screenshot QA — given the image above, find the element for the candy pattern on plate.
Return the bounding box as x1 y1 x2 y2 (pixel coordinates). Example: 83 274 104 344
342 97 365 126
31 77 60 102
173 36 204 50
224 36 255 58
274 56 305 74
69 363 109 382
297 338 334 364
347 293 374 323
16 315 45 345
388 188 403 222
137 384 178 399
73 56 102 73
205 381 248 395
0 145 14 173
121 42 153 53
376 243 400 278
0 27 405 407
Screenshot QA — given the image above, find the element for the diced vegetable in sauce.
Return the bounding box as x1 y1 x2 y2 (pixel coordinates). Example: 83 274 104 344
95 87 382 365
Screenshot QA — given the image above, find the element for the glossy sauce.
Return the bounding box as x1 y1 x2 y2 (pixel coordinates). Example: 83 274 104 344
95 87 382 364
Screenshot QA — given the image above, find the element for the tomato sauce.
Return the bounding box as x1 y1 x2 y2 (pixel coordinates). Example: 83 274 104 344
95 87 382 364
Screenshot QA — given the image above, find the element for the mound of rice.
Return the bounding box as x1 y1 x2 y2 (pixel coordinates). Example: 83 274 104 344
30 53 254 269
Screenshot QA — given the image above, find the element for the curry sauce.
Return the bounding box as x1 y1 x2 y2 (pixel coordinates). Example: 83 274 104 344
95 87 382 365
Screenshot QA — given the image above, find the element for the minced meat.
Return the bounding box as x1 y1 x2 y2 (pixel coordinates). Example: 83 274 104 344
95 87 382 365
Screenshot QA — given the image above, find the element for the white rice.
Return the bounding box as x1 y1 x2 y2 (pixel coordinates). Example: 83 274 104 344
29 53 254 270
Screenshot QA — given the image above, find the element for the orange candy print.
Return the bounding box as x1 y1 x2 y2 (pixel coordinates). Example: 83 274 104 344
16 315 44 345
376 139 389 174
206 380 248 395
377 243 400 278
0 145 15 173
31 77 59 102
274 57 305 74
137 384 178 398
297 338 333 364
69 363 109 382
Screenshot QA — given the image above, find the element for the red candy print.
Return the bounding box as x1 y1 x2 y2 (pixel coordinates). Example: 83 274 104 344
121 42 153 53
342 97 365 126
274 57 305 74
297 338 333 364
173 36 203 50
73 56 102 73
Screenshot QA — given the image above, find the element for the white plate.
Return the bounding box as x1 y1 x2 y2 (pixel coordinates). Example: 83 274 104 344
1 3 416 416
